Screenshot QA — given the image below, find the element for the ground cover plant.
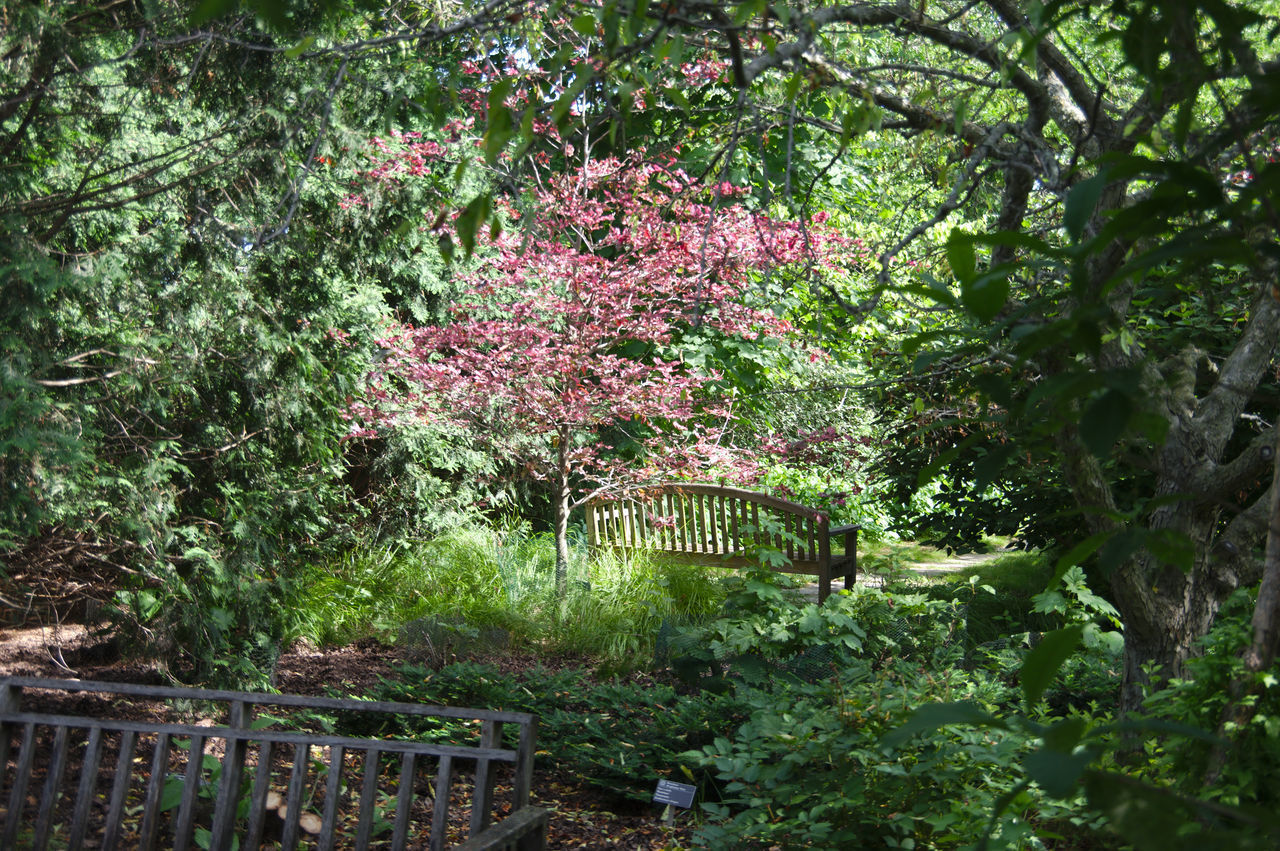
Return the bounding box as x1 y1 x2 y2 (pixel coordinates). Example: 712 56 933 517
293 523 726 671
290 530 1275 848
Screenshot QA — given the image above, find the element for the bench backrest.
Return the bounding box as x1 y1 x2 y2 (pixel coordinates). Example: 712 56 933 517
586 483 831 569
0 676 539 851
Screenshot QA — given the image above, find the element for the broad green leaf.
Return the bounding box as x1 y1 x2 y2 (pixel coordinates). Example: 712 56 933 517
946 231 975 283
881 701 1004 750
972 443 1016 491
1064 174 1107 241
664 87 692 113
734 0 766 25
159 774 185 810
785 72 804 101
1042 717 1087 752
571 13 597 37
626 0 651 39
285 36 316 59
1022 625 1083 706
1098 527 1146 574
1051 530 1114 585
960 273 1009 322
455 195 491 257
190 0 237 24
1145 528 1195 572
1079 389 1132 457
1024 748 1092 798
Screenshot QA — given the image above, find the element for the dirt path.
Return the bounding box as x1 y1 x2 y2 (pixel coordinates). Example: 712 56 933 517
797 548 1007 601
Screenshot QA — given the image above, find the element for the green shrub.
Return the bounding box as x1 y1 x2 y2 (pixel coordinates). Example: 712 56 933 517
329 660 747 802
1141 588 1280 810
666 567 965 691
681 655 1102 849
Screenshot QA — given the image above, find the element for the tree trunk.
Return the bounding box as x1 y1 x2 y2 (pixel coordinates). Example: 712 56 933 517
553 481 571 598
553 434 571 598
1244 431 1280 673
1114 549 1223 712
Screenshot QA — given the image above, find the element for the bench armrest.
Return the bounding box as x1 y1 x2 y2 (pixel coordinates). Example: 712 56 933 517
454 806 551 851
830 523 862 535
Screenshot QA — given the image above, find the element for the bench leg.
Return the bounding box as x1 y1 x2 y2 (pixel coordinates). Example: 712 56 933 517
843 529 858 590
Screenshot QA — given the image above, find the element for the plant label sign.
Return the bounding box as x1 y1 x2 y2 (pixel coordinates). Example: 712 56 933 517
652 779 696 809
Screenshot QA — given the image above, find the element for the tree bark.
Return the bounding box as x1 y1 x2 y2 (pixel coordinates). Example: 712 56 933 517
553 434 571 598
1244 426 1280 673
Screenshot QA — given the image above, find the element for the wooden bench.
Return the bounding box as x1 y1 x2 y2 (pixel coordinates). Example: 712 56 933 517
586 484 860 603
0 676 548 851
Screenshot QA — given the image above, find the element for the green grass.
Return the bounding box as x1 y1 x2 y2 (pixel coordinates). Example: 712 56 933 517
292 523 727 670
920 549 1061 645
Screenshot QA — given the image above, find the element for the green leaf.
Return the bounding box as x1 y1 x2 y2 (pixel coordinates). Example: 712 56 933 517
1024 748 1092 798
1022 625 1084 706
1079 389 1132 457
1042 717 1088 753
664 87 692 113
1063 174 1107 241
1098 526 1146 574
626 0 651 39
455 195 492 257
1145 528 1195 572
972 443 1016 491
1083 771 1198 849
190 0 237 25
946 231 975 283
960 273 1009 322
571 13 597 37
881 701 1003 750
484 84 515 164
159 774 185 811
1050 530 1113 585
284 36 316 59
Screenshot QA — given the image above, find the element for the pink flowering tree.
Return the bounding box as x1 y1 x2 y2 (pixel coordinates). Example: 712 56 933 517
351 155 852 590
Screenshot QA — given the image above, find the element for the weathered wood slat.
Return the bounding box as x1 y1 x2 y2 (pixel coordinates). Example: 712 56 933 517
173 733 208 850
2 722 36 849
280 741 309 851
472 720 501 835
68 726 103 850
101 729 137 849
454 805 552 851
32 723 70 850
514 715 538 808
138 732 171 851
2 676 534 724
391 751 416 850
0 711 520 762
243 739 275 851
430 754 454 850
211 711 247 851
317 744 344 851
355 748 382 851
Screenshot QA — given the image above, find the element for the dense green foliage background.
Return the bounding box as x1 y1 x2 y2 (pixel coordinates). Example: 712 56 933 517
3 1 1279 845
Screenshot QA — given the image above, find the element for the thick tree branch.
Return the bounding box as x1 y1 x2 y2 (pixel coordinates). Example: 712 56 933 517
1190 427 1278 504
1192 287 1280 460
